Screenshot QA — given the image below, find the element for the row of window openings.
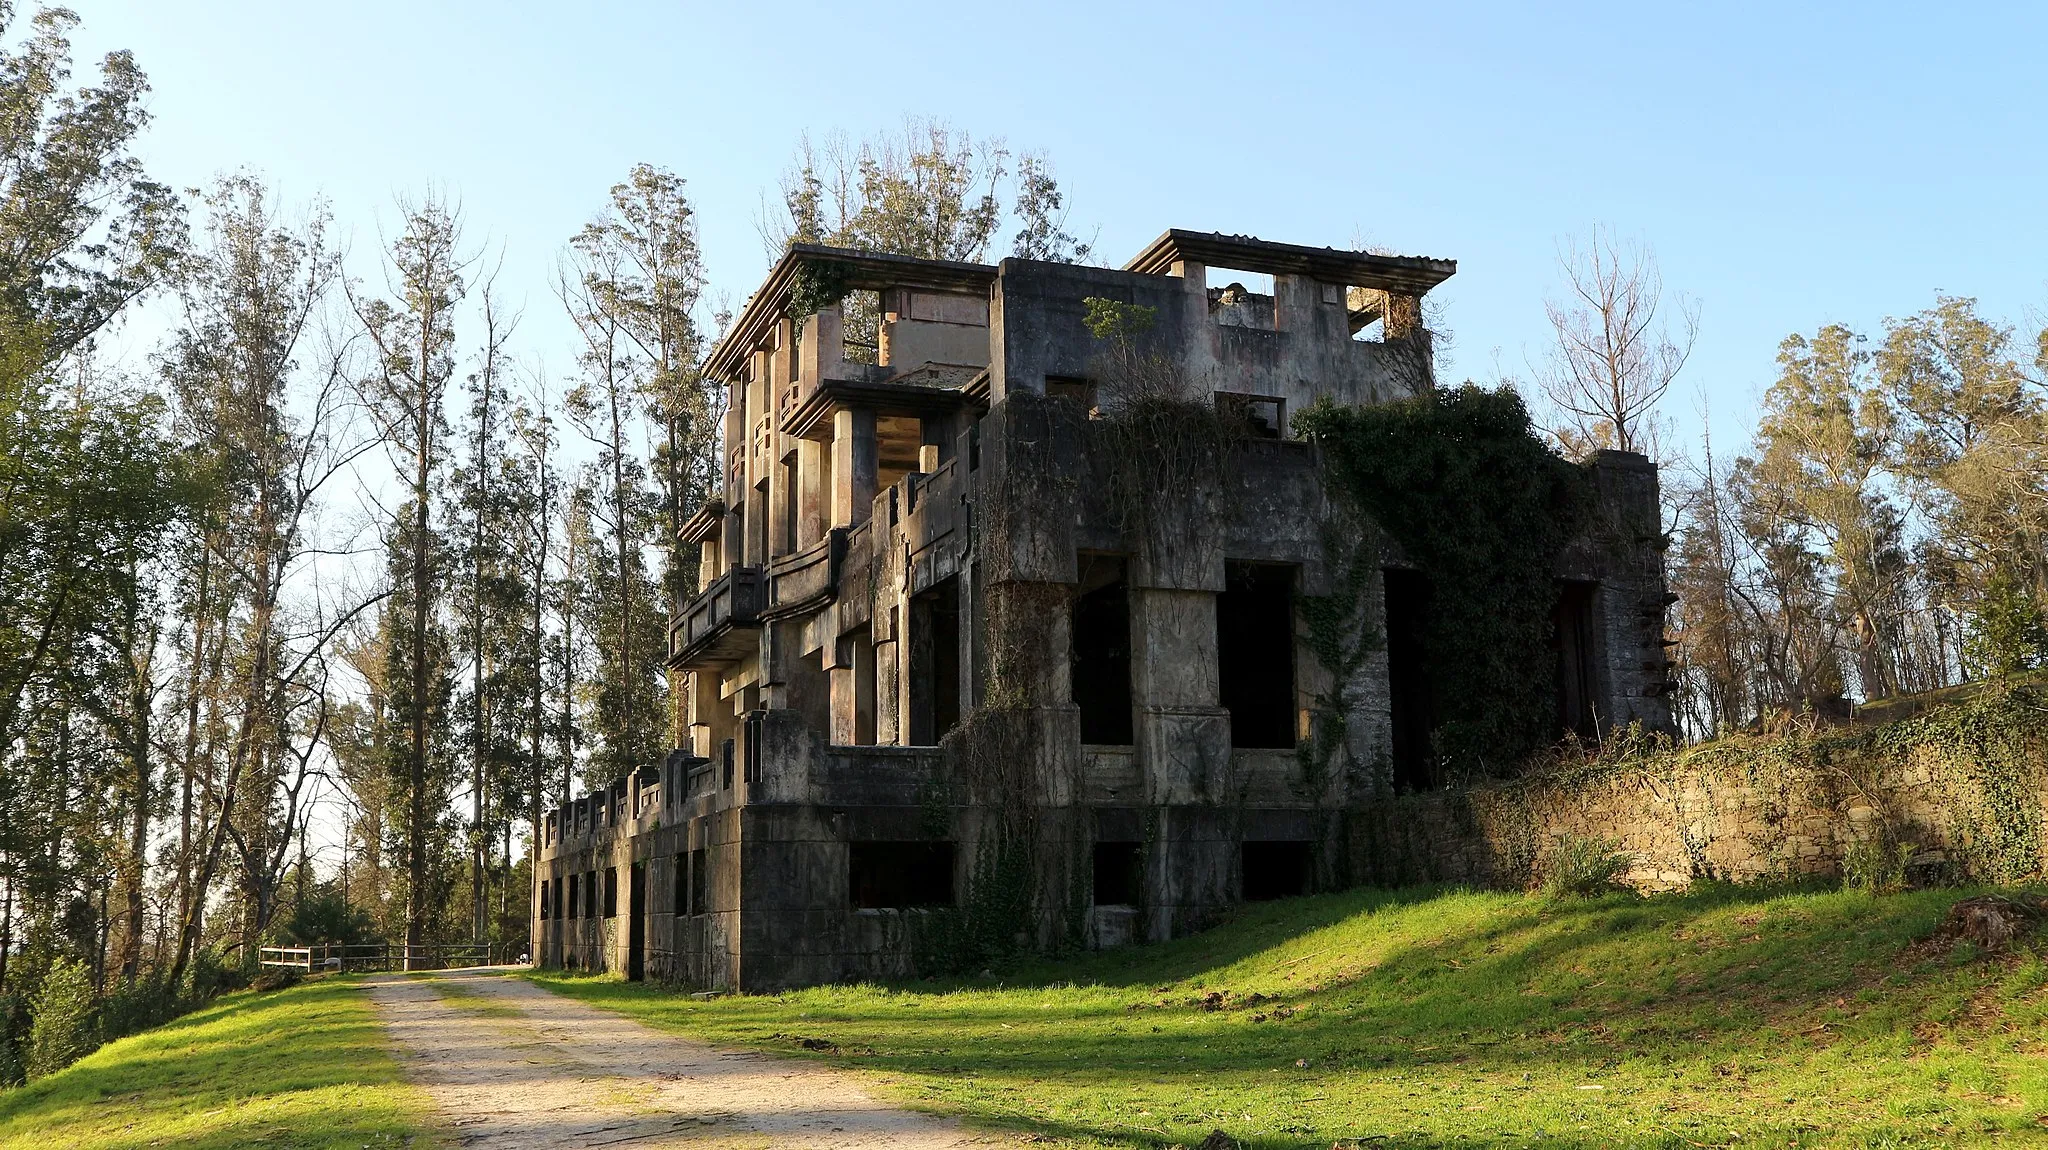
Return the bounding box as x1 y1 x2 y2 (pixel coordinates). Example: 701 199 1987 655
538 841 1315 919
848 840 1309 910
538 850 711 921
1048 379 1286 439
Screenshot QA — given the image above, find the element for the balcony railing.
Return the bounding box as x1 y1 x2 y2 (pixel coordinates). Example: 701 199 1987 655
669 565 765 668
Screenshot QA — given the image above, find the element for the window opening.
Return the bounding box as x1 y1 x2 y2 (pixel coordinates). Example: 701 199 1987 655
908 577 961 746
1214 393 1284 438
1045 375 1098 412
1218 561 1296 748
1072 555 1133 744
603 866 618 917
1384 568 1435 790
721 738 735 790
848 842 956 909
1553 580 1599 740
689 847 708 915
1241 841 1310 901
539 879 551 919
1093 841 1143 906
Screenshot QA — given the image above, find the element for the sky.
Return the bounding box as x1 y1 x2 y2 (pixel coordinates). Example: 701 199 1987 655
78 0 2048 464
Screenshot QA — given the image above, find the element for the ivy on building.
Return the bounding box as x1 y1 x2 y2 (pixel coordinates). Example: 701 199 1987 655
1297 385 1591 776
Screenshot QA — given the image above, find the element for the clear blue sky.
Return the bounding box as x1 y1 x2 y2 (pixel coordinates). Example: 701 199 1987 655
83 1 2048 459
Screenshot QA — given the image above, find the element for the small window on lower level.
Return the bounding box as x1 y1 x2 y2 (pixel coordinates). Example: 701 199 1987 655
690 847 708 915
1215 392 1285 438
1241 841 1311 901
849 842 955 909
539 879 551 919
1093 841 1143 906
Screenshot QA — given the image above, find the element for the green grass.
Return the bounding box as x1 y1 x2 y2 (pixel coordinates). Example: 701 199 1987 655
530 884 2048 1148
0 976 436 1150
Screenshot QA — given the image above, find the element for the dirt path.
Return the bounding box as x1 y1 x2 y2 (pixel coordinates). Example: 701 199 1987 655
364 968 1000 1149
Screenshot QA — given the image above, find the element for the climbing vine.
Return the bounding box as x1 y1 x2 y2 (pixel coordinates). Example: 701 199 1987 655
785 257 857 339
1297 385 1591 777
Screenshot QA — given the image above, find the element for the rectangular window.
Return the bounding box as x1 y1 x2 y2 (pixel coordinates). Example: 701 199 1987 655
690 847 708 915
673 855 688 916
721 738 735 790
584 870 597 919
1384 568 1435 790
603 866 619 917
1072 556 1134 744
1045 374 1097 410
539 879 551 919
554 876 564 920
1553 580 1599 740
848 842 956 909
568 872 581 919
1242 841 1311 901
1092 841 1143 906
1214 392 1284 439
907 577 961 746
1217 562 1297 748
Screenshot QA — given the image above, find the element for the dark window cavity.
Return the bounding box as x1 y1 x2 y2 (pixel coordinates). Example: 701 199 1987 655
1092 841 1143 906
689 847 708 915
848 842 956 909
1384 568 1435 790
908 576 961 746
1552 580 1599 740
1072 555 1134 745
1218 562 1296 748
1241 841 1311 901
602 867 618 918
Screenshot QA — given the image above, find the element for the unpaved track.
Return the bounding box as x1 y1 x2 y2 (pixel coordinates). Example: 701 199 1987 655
365 968 997 1149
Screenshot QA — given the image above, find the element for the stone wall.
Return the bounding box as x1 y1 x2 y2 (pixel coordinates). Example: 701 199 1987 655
1347 686 2048 892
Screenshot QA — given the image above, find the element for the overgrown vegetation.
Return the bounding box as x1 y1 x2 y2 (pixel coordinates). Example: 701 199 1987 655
1298 385 1592 776
532 880 2048 1148
0 977 430 1148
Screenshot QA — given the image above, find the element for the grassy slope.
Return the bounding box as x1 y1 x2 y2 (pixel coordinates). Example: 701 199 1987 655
533 884 2048 1148
0 976 435 1150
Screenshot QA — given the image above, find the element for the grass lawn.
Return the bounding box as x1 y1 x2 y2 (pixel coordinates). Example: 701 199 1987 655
531 884 2048 1148
0 975 436 1150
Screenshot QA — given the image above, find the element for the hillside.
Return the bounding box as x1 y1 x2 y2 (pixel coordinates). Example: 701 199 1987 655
0 977 431 1150
535 882 2048 1148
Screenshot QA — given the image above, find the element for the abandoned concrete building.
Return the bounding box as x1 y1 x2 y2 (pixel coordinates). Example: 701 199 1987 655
533 230 1674 990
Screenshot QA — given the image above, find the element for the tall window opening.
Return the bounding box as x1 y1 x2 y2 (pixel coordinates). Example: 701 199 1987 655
1073 555 1133 744
689 847 708 915
1241 841 1311 901
1092 841 1143 906
848 842 956 909
1553 580 1600 740
1384 568 1435 790
1218 562 1296 748
908 577 961 746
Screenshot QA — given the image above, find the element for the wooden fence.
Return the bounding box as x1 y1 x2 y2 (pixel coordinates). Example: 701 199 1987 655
257 942 514 972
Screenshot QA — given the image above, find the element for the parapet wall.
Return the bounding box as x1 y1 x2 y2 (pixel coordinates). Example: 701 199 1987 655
1347 686 2048 891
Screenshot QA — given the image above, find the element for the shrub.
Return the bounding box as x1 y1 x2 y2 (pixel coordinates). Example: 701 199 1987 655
251 968 303 993
1540 833 1633 898
97 972 181 1042
25 958 98 1079
182 946 249 1004
1843 838 1915 894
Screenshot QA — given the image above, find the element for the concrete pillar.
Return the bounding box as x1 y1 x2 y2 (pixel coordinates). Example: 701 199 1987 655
699 538 719 589
874 604 901 744
917 444 939 473
832 408 878 527
798 438 828 546
799 304 845 384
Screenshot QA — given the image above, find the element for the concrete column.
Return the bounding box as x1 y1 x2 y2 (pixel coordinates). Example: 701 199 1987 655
874 604 901 745
798 438 828 546
799 304 845 384
831 408 878 527
699 538 719 589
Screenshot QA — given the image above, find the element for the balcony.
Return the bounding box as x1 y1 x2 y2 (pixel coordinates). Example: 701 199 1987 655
763 528 847 621
669 565 766 669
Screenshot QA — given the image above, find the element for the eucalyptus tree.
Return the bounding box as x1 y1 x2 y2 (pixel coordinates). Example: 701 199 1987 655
350 195 468 959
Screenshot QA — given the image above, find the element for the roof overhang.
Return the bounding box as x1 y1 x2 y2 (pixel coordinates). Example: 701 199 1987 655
1123 230 1456 296
705 244 997 381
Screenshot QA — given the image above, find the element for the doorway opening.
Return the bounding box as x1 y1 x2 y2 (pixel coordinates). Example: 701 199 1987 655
1218 562 1296 748
1384 568 1435 790
1073 556 1134 744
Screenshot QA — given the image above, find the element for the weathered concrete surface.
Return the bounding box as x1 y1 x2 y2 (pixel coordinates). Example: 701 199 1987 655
365 968 993 1149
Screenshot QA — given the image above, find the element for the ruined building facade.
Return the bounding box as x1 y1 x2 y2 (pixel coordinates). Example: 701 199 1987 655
533 231 1673 990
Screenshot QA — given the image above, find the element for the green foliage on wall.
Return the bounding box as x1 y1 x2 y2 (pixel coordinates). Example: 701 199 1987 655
1297 385 1591 776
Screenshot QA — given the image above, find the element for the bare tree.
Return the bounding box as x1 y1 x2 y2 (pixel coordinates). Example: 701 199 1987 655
1538 228 1697 458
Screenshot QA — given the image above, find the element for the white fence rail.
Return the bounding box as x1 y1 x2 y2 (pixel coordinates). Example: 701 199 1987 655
257 943 507 972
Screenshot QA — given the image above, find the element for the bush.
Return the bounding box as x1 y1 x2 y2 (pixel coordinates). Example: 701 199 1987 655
25 958 98 1079
1843 838 1915 894
182 946 249 1004
1540 834 1633 898
97 972 180 1042
251 968 302 993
